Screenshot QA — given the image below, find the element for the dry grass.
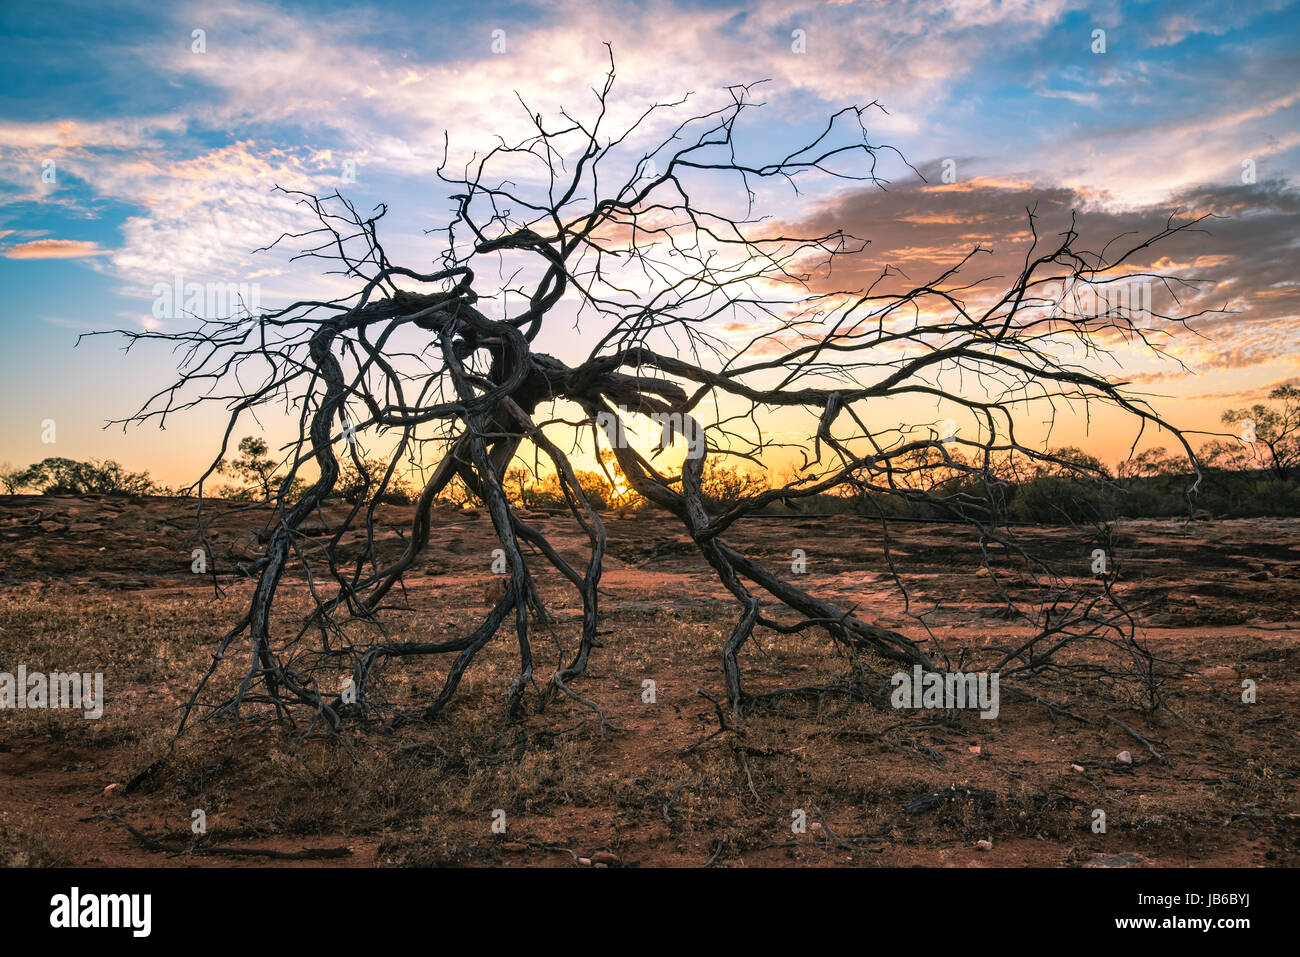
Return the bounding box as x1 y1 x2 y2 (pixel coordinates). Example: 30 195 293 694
1 498 1297 866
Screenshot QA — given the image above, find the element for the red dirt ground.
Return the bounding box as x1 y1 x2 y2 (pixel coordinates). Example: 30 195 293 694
1 495 1296 867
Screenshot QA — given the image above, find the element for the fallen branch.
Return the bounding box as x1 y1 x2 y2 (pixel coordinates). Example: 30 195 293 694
115 817 352 860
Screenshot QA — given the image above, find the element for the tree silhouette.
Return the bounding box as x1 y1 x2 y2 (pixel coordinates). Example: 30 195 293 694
1220 385 1300 478
99 51 1215 736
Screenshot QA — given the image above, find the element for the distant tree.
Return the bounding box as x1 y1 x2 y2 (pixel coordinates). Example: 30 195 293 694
212 435 311 501
334 457 416 505
0 462 25 494
1034 446 1111 479
871 445 973 491
1116 446 1187 479
18 457 157 495
1221 385 1300 478
437 473 480 508
503 466 534 508
217 436 277 498
1196 439 1252 472
697 460 769 511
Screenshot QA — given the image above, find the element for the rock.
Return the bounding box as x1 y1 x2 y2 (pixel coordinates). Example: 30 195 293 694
501 842 528 853
591 850 620 865
905 785 996 814
484 578 509 605
977 604 1023 619
1071 764 1085 772
968 746 982 755
576 857 592 867
1087 851 1147 868
976 839 993 851
1117 750 1133 765
103 783 121 795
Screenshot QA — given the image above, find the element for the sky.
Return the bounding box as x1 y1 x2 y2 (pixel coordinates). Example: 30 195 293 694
1 0 1298 487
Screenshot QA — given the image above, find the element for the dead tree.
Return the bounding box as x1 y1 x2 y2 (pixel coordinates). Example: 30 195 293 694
101 51 1214 736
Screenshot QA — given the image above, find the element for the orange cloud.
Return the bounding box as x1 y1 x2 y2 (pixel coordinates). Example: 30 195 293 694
4 239 109 259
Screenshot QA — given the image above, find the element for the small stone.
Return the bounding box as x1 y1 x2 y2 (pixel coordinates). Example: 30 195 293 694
1071 764 1085 772
501 842 528 853
809 821 822 831
1117 750 1133 765
593 862 608 868
103 783 121 795
976 839 993 851
1088 851 1147 868
576 857 592 866
484 578 508 605
591 850 620 865
1017 811 1028 821
968 746 981 755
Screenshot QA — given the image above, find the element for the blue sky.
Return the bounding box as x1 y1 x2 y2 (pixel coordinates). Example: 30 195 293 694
2 0 1298 484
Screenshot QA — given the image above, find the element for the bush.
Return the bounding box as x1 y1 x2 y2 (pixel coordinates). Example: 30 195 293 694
333 457 416 505
15 457 158 496
698 460 768 511
1007 476 1116 524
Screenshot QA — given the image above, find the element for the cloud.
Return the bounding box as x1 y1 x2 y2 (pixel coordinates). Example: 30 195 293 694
110 0 1088 183
1 0 1079 314
3 0 1298 340
775 173 1300 379
1144 0 1294 47
3 239 109 259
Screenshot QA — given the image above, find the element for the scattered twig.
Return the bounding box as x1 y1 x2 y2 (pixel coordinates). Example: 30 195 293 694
680 689 747 755
1106 714 1167 763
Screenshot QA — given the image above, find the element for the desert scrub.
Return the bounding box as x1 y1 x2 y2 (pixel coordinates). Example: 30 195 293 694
0 817 66 867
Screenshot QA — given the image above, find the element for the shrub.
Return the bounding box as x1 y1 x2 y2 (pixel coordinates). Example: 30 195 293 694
1007 475 1116 524
16 457 158 496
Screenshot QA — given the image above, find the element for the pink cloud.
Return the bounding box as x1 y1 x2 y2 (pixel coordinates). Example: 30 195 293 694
3 239 109 259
